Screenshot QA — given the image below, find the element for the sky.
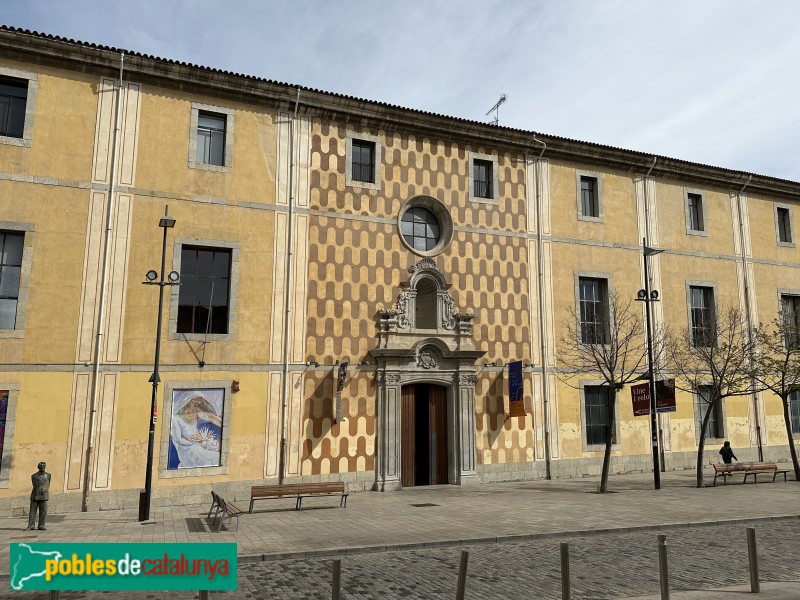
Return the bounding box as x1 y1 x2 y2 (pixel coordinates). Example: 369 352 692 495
2 0 799 181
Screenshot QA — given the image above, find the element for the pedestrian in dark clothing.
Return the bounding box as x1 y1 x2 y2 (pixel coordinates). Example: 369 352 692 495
719 441 737 464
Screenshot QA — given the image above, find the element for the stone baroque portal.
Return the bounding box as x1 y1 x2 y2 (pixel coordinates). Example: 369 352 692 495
371 258 485 491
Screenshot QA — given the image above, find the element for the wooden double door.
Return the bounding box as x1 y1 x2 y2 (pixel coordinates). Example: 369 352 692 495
401 384 449 487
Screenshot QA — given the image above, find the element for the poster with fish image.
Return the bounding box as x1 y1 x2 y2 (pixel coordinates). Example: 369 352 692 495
167 389 224 469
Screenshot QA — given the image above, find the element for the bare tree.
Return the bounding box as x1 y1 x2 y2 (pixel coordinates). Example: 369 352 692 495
751 313 800 481
669 305 758 488
559 289 652 492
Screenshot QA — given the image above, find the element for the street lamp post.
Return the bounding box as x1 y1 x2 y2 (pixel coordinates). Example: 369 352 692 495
636 238 664 491
140 206 180 522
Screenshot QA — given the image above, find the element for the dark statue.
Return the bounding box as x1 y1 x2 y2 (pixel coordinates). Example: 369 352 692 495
25 461 50 531
337 361 348 393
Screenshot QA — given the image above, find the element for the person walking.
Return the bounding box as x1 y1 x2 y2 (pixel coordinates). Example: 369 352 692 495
719 441 738 464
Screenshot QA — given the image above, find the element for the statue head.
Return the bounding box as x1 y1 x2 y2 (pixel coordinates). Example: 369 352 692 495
37 462 46 472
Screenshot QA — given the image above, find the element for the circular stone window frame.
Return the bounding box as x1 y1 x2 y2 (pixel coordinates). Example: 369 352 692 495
397 196 454 257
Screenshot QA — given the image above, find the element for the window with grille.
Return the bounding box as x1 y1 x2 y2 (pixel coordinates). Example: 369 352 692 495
579 277 608 344
0 232 23 329
781 295 800 349
790 390 800 436
401 207 440 252
196 111 226 166
690 286 714 347
777 207 793 244
584 385 610 445
473 159 493 199
351 139 375 183
687 192 705 232
0 77 27 139
580 176 599 218
695 385 723 439
177 246 232 334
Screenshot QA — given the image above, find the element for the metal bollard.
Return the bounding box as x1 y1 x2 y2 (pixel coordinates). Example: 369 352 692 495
332 558 341 600
456 550 469 600
658 534 670 600
560 541 571 600
199 592 210 600
747 527 760 593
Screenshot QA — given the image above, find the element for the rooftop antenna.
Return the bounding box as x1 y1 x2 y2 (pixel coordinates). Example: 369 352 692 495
486 94 507 126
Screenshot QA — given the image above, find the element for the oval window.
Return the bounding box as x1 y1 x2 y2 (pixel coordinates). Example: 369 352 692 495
397 196 453 257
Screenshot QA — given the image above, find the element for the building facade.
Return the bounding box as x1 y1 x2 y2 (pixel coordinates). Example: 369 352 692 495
0 27 798 513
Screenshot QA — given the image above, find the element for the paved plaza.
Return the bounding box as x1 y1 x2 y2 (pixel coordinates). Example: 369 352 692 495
0 470 797 598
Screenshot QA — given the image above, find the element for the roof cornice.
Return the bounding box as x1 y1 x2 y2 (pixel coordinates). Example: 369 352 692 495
1 26 798 199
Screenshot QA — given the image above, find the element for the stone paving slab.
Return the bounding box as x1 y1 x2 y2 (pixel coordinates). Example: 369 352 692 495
0 470 797 573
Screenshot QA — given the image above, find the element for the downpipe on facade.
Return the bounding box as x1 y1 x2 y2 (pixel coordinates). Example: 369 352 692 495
531 135 551 480
82 52 125 512
278 89 301 485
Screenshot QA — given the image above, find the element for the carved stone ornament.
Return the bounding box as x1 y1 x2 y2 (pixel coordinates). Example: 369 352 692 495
408 257 439 274
396 290 411 329
418 348 438 369
459 373 478 386
442 294 456 330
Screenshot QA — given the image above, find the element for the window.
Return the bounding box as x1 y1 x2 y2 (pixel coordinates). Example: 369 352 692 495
469 152 498 203
790 390 800 436
695 385 723 439
0 77 27 139
346 132 381 190
690 285 715 347
580 176 599 218
776 206 793 244
579 277 608 344
686 192 706 233
177 247 232 334
781 295 800 349
351 140 375 184
196 111 226 166
401 207 440 252
473 159 493 199
0 232 23 329
189 102 233 172
584 385 610 446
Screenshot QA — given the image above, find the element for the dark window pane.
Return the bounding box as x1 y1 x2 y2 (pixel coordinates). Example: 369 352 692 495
2 233 23 265
211 307 229 334
198 113 225 130
196 251 213 277
401 207 440 252
0 266 21 297
212 279 229 307
177 305 194 333
0 78 27 138
197 112 226 166
473 159 492 199
213 251 230 277
351 140 375 183
0 298 16 329
178 276 195 305
177 246 232 334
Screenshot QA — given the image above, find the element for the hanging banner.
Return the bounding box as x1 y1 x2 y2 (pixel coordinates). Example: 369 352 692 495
508 360 526 418
631 383 650 416
656 378 677 413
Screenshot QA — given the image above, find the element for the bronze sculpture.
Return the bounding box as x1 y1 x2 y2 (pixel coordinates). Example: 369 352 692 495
24 461 50 531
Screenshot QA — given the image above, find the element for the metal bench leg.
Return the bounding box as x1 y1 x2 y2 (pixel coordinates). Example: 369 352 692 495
340 494 346 507
217 514 226 532
208 501 218 519
249 499 254 514
297 497 303 510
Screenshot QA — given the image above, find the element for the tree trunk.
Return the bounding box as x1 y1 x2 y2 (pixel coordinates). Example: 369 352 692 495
600 388 616 492
695 400 717 488
781 394 800 481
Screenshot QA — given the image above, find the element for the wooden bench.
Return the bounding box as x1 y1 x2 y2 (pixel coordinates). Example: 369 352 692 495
207 491 248 531
712 462 790 486
249 482 348 512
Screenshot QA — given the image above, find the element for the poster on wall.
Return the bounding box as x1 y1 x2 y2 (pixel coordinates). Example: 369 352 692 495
167 388 224 470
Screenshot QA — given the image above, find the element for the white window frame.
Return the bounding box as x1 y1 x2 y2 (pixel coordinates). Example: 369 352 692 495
345 131 381 190
0 66 38 148
188 102 234 172
576 170 603 222
169 237 239 342
686 281 717 348
694 384 726 443
684 188 708 236
774 203 795 247
468 151 499 204
575 271 612 345
158 380 233 479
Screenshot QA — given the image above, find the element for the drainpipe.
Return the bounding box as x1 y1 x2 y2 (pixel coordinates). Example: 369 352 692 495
278 89 301 484
641 157 666 472
735 175 763 460
531 135 551 479
82 52 125 512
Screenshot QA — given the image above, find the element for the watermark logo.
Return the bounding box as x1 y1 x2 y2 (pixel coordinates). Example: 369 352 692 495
10 543 237 590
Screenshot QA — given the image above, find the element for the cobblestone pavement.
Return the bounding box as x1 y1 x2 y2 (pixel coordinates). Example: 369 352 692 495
4 521 799 599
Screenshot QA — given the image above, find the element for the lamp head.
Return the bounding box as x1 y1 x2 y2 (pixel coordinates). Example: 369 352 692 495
145 270 158 282
637 289 647 300
168 271 180 283
159 215 176 228
650 290 659 301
